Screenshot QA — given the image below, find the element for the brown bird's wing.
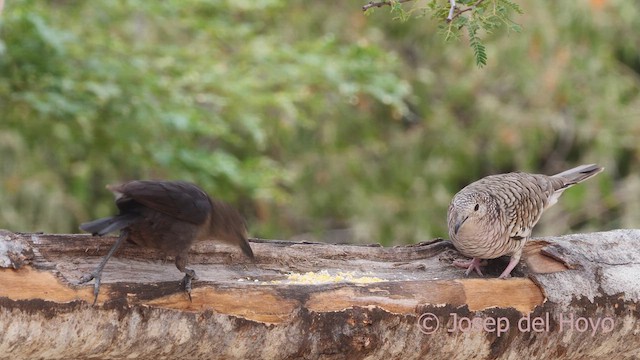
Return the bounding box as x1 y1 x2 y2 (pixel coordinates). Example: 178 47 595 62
108 181 212 225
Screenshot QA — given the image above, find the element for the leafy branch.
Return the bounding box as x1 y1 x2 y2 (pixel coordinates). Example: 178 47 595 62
363 0 523 66
362 0 414 11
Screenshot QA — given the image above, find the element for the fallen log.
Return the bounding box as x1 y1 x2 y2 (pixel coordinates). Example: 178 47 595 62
0 229 638 359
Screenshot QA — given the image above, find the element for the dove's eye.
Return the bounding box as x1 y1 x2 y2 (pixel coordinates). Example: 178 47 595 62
474 204 479 211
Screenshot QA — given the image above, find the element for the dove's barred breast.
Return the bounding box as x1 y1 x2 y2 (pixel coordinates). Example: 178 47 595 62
450 173 557 260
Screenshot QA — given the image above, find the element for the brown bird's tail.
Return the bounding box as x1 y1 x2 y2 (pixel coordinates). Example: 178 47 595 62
552 164 604 188
79 213 139 236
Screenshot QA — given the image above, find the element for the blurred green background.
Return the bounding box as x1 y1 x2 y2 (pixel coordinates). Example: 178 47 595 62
0 0 638 245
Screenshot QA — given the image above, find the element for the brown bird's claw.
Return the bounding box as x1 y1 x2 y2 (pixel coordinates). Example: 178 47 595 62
453 258 484 277
77 230 128 306
79 272 101 305
180 276 193 302
78 273 95 284
180 270 197 302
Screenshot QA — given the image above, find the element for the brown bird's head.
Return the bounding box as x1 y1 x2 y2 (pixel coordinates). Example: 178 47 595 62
206 199 255 259
447 191 495 239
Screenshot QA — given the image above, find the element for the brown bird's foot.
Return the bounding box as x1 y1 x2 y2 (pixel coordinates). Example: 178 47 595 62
180 269 197 302
77 230 128 305
453 258 485 277
78 271 102 305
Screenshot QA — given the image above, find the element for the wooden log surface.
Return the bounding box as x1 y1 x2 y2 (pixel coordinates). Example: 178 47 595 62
0 229 639 359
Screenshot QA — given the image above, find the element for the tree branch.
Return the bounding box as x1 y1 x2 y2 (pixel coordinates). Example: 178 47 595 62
447 0 457 21
363 0 485 23
447 0 485 23
362 0 414 12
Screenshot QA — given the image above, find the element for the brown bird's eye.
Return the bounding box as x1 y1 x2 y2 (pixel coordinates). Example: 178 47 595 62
474 204 479 211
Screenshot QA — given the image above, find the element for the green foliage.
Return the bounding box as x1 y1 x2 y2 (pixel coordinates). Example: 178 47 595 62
364 0 524 66
466 20 487 66
1 0 638 244
0 0 409 235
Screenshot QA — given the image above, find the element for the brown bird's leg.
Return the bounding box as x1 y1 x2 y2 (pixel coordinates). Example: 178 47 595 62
175 254 196 302
453 258 484 276
79 229 129 305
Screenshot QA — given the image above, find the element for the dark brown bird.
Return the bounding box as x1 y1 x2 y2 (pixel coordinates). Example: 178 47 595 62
79 180 254 303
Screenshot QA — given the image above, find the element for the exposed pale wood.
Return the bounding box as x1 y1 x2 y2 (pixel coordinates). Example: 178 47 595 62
522 239 571 273
1 229 639 359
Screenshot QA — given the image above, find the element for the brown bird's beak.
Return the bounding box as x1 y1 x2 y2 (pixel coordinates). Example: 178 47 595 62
454 216 468 235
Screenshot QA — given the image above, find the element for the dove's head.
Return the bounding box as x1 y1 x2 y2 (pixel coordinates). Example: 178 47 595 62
447 190 496 239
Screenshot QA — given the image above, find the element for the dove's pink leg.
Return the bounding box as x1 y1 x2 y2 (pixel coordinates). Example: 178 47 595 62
453 258 484 276
498 253 521 279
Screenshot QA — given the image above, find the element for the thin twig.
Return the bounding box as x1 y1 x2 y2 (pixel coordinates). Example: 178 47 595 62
363 0 485 23
447 0 485 23
446 0 456 21
362 0 414 12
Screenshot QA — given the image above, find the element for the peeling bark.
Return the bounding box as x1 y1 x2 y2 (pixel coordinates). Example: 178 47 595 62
0 229 639 359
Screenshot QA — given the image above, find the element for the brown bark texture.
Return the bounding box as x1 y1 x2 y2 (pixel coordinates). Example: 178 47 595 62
0 229 639 359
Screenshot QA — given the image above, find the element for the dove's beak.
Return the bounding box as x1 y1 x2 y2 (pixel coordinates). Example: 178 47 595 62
454 216 468 235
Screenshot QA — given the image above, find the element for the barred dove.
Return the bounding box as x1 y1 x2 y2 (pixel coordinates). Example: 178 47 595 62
447 164 603 279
